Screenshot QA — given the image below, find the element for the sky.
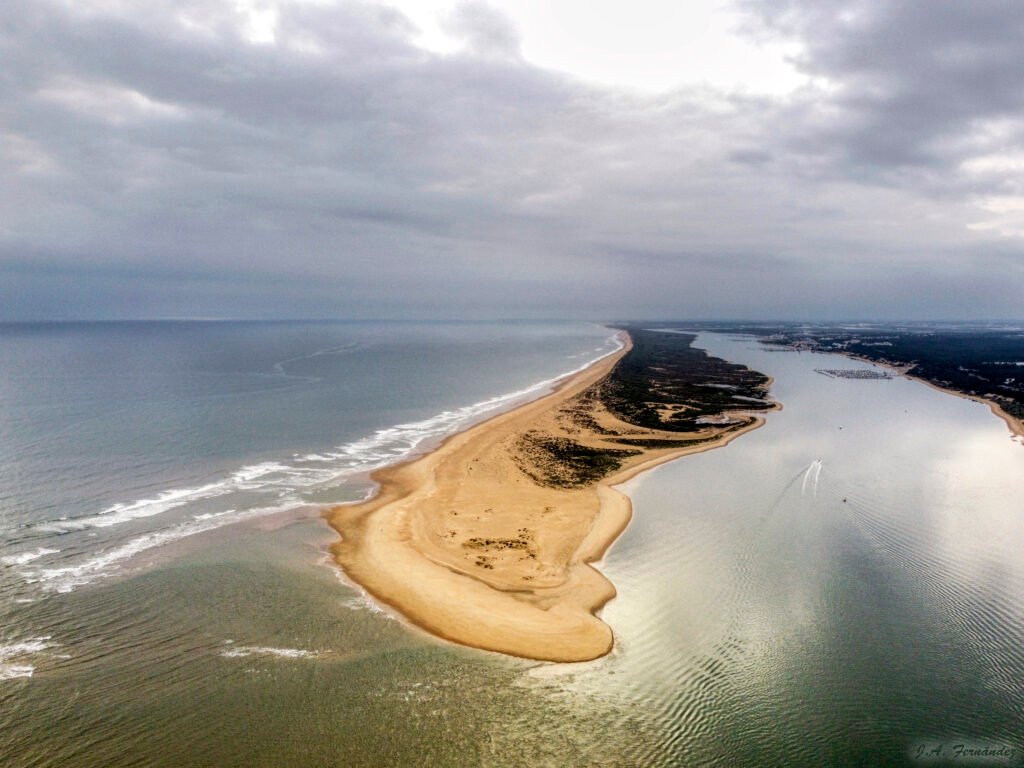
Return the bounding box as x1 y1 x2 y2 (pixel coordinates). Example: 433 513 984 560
2 0 1023 320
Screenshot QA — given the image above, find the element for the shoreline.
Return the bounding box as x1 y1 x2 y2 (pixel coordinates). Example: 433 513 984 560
836 351 1024 441
325 330 777 662
909 373 1024 440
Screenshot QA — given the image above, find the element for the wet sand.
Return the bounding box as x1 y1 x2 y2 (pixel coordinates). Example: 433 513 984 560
326 333 775 662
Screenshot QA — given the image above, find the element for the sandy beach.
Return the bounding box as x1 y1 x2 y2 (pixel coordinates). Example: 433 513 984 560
842 352 1024 441
987 402 1024 439
919 379 1024 440
326 332 777 662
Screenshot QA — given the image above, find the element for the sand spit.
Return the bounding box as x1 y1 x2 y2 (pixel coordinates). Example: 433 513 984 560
326 331 777 662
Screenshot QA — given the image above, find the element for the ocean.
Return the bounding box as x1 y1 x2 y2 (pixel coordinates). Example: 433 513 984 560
0 320 619 596
1 323 1022 767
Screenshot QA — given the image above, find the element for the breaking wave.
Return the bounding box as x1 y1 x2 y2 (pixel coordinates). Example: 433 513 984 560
9 332 623 594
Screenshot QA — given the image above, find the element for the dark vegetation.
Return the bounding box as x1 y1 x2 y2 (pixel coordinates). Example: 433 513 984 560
513 326 775 489
841 332 1024 421
674 321 1024 423
462 528 537 568
608 437 712 449
514 431 640 489
559 389 617 435
596 326 774 431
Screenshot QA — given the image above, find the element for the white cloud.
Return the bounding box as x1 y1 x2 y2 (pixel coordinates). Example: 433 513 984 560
386 0 806 93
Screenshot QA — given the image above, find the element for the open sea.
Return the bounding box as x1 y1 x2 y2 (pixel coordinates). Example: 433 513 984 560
1 321 1022 767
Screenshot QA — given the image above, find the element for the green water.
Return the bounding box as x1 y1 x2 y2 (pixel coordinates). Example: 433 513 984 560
7 518 642 767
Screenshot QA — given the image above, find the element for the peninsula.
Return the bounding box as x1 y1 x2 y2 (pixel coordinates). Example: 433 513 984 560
326 328 777 661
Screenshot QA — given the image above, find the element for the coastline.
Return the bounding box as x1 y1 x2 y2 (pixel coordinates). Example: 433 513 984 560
325 331 777 662
914 377 1024 440
837 351 1024 441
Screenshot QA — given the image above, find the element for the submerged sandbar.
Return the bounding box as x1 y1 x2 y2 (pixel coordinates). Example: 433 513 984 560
326 328 778 662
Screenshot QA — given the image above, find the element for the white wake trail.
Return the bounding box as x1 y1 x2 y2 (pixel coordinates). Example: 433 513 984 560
801 459 823 497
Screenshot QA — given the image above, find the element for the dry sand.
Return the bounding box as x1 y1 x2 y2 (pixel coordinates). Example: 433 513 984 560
326 334 775 662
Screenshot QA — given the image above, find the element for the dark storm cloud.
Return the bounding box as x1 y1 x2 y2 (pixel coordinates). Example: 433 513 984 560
0 0 1022 320
743 0 1024 178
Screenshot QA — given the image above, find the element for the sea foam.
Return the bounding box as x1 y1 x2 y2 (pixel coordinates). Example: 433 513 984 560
0 637 54 680
24 504 299 593
17 331 624 592
220 642 320 659
1 547 61 566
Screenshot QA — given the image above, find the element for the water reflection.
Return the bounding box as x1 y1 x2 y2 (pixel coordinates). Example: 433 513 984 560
561 334 1024 766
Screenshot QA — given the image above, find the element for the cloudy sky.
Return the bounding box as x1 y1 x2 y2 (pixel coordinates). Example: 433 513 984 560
2 0 1023 320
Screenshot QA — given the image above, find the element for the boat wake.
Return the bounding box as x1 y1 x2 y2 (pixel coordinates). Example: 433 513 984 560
800 460 823 497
